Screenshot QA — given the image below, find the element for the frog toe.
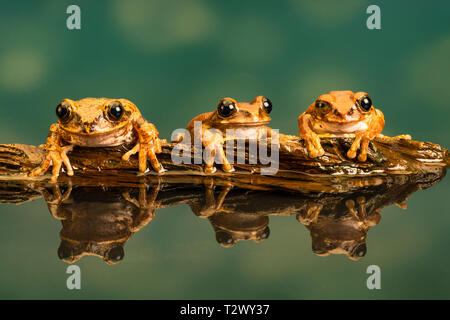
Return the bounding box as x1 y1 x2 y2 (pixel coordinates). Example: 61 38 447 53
204 166 217 174
347 149 357 159
308 148 323 158
222 164 235 173
357 152 368 162
316 148 325 157
154 165 166 173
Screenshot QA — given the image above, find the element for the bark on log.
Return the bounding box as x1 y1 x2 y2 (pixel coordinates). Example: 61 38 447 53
0 134 448 195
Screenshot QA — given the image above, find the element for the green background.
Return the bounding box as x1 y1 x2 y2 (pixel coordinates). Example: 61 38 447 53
0 0 449 299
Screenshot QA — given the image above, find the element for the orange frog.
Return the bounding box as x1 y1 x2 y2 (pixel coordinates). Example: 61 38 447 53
174 96 273 173
29 98 164 182
298 91 385 162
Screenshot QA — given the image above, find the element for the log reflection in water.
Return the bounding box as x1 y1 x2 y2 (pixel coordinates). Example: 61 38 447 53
0 169 446 263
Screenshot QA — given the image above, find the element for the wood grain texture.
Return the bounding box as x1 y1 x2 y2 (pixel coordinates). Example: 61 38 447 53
0 134 448 195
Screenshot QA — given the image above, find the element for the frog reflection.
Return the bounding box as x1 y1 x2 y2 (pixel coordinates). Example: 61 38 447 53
42 182 160 265
208 212 270 248
9 170 440 261
189 180 270 247
188 179 399 257
296 195 382 260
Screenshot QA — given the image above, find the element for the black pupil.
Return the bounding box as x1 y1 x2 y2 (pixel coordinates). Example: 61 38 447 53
263 98 272 113
109 103 123 120
353 244 367 257
216 231 233 245
56 103 70 120
107 246 124 262
218 101 236 117
315 100 329 109
360 97 372 111
260 227 270 239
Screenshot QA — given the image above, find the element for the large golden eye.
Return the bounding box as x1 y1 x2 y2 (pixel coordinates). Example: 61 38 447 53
357 95 372 112
106 101 124 121
217 98 237 118
315 100 331 112
56 100 72 122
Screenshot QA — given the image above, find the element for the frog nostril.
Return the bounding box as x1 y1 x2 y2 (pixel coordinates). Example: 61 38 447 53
83 122 93 133
333 109 346 119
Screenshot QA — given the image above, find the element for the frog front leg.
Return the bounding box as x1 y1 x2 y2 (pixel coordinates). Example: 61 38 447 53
41 181 73 219
345 196 381 227
123 180 161 231
201 126 234 174
296 202 324 226
347 109 385 162
28 124 74 183
122 117 165 173
298 113 325 158
194 178 232 218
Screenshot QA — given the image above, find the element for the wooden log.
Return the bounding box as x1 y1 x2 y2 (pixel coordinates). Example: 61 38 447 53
0 134 448 196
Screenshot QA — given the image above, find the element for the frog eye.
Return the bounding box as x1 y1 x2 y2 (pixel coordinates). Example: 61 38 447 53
105 246 124 264
357 95 372 112
216 231 235 247
262 97 272 114
106 101 124 121
350 243 367 259
260 226 270 240
217 99 237 118
315 100 331 112
56 100 72 122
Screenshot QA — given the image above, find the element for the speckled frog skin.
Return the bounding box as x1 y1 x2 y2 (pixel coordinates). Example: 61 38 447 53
29 98 164 182
175 96 273 173
298 91 385 162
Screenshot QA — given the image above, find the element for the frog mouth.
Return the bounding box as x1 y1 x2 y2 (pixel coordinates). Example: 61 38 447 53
315 120 369 134
324 118 362 123
217 121 271 127
60 124 135 147
61 122 129 135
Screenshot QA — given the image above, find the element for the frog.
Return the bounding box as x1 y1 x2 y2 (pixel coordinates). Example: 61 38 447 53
174 96 273 173
296 195 381 260
43 182 161 265
189 180 270 248
298 91 385 162
28 98 164 182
